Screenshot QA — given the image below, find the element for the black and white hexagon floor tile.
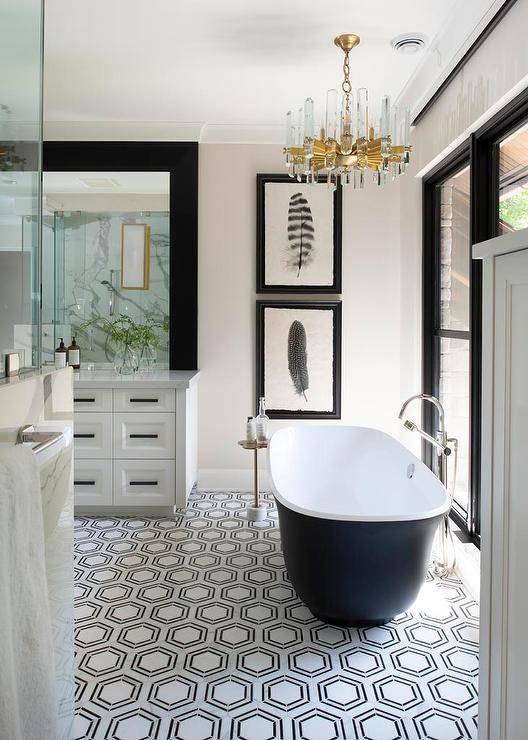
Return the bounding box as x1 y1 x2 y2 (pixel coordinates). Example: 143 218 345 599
74 490 479 740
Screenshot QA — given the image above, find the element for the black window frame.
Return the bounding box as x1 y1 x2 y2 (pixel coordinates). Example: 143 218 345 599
422 86 528 547
423 143 476 540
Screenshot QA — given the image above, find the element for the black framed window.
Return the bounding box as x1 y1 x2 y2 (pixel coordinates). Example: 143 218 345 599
423 87 528 546
423 147 474 537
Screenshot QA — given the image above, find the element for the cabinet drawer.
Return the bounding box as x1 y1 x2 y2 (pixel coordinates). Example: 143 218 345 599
74 413 112 459
73 389 112 412
113 413 175 458
114 388 175 413
114 460 175 506
74 460 112 506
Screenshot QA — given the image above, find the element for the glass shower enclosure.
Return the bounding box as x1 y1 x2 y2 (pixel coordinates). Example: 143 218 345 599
51 210 170 369
0 0 43 374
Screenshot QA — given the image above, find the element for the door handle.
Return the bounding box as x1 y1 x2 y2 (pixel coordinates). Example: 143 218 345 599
74 433 96 439
129 480 158 486
129 433 159 439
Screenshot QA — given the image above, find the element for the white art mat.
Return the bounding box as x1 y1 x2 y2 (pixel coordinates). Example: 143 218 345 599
264 182 334 286
264 306 334 412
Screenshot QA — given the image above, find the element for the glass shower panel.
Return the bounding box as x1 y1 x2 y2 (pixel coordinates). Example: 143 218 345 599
0 0 43 374
52 209 170 368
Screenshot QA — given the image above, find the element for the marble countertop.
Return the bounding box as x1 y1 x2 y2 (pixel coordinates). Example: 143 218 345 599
73 369 200 389
0 365 71 391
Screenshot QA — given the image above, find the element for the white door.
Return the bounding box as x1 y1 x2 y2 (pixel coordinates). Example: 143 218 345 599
477 233 528 740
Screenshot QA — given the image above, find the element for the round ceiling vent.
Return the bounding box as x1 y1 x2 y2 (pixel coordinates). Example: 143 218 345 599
391 33 427 55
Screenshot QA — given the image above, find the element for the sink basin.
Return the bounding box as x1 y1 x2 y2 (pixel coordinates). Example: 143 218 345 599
0 424 73 536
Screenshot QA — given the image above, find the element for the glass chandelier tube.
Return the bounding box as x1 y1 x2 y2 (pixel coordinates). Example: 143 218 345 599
303 97 314 141
357 88 368 140
325 89 338 141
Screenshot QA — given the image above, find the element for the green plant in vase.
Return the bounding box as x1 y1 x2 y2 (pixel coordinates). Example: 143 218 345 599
135 319 161 370
80 314 161 374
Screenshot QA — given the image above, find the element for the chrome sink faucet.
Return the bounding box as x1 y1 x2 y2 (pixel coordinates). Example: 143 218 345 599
398 393 450 487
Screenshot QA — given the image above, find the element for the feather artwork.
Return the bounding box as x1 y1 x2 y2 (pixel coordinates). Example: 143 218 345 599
286 192 315 277
288 320 309 401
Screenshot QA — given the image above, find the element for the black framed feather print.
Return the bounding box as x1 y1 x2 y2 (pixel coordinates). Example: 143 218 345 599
257 174 342 293
256 301 341 419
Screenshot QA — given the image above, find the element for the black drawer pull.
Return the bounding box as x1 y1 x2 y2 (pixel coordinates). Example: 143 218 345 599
129 433 159 439
74 397 96 403
74 433 96 439
130 398 159 403
74 480 96 486
129 480 158 486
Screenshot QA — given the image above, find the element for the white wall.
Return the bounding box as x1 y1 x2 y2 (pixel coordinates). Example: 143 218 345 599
198 143 401 479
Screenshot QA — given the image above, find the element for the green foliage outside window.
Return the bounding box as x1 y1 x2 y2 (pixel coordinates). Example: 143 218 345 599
499 189 528 231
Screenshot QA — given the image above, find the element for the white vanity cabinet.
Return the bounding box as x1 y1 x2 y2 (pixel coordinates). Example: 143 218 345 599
73 370 199 511
475 231 528 740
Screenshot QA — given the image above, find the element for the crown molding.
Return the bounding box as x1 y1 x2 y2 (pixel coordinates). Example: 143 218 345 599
200 123 283 145
396 0 510 123
43 119 284 145
43 120 205 141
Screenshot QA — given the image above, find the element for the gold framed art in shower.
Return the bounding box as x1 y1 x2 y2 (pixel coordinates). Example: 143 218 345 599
121 223 151 290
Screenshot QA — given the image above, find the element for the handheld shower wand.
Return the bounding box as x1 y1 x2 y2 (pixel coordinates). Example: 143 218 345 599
100 270 117 317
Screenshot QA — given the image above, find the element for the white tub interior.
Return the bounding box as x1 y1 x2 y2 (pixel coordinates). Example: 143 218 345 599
268 426 450 522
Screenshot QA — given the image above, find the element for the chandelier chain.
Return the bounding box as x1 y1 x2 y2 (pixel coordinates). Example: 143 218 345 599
342 50 352 95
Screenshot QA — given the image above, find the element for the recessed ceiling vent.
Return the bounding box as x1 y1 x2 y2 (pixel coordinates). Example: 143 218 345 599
80 177 121 189
391 33 427 55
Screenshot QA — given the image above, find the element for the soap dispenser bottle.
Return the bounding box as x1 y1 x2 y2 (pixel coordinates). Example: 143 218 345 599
67 336 81 370
255 397 270 442
54 338 67 369
246 416 256 443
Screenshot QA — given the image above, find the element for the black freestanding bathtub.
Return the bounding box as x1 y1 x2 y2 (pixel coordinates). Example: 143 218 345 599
268 426 449 626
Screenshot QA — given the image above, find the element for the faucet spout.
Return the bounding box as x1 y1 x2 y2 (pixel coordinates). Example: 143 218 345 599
398 392 449 488
398 392 445 434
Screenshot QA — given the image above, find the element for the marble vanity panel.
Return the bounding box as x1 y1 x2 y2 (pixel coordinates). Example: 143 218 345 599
0 366 73 432
0 366 74 739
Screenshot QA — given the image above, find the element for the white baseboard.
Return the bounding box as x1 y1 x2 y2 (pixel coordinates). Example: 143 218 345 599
198 468 271 491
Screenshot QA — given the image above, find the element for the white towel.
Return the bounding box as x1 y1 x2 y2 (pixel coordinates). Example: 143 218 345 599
0 446 58 740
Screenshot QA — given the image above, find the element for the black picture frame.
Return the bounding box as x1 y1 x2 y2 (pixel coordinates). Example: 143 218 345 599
256 300 342 419
256 173 342 294
43 141 198 371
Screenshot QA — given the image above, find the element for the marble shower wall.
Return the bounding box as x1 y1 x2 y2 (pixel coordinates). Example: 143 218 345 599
53 211 169 366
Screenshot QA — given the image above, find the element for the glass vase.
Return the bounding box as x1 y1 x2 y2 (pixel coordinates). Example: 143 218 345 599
139 344 157 372
113 344 139 375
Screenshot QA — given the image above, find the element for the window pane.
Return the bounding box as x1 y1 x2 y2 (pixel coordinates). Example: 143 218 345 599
439 166 470 331
499 121 528 233
439 337 470 513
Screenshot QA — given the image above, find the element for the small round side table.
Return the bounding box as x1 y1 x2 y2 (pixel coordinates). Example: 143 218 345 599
238 439 268 521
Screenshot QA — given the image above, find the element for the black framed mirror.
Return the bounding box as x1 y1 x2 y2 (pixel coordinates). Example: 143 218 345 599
43 141 198 370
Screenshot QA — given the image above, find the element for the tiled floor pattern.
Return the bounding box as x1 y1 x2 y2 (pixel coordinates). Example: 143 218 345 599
74 491 479 739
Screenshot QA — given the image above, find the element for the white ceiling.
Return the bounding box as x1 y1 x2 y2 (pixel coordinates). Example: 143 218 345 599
43 0 501 141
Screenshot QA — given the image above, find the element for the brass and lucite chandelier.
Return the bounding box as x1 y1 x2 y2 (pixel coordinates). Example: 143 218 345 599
284 34 411 188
